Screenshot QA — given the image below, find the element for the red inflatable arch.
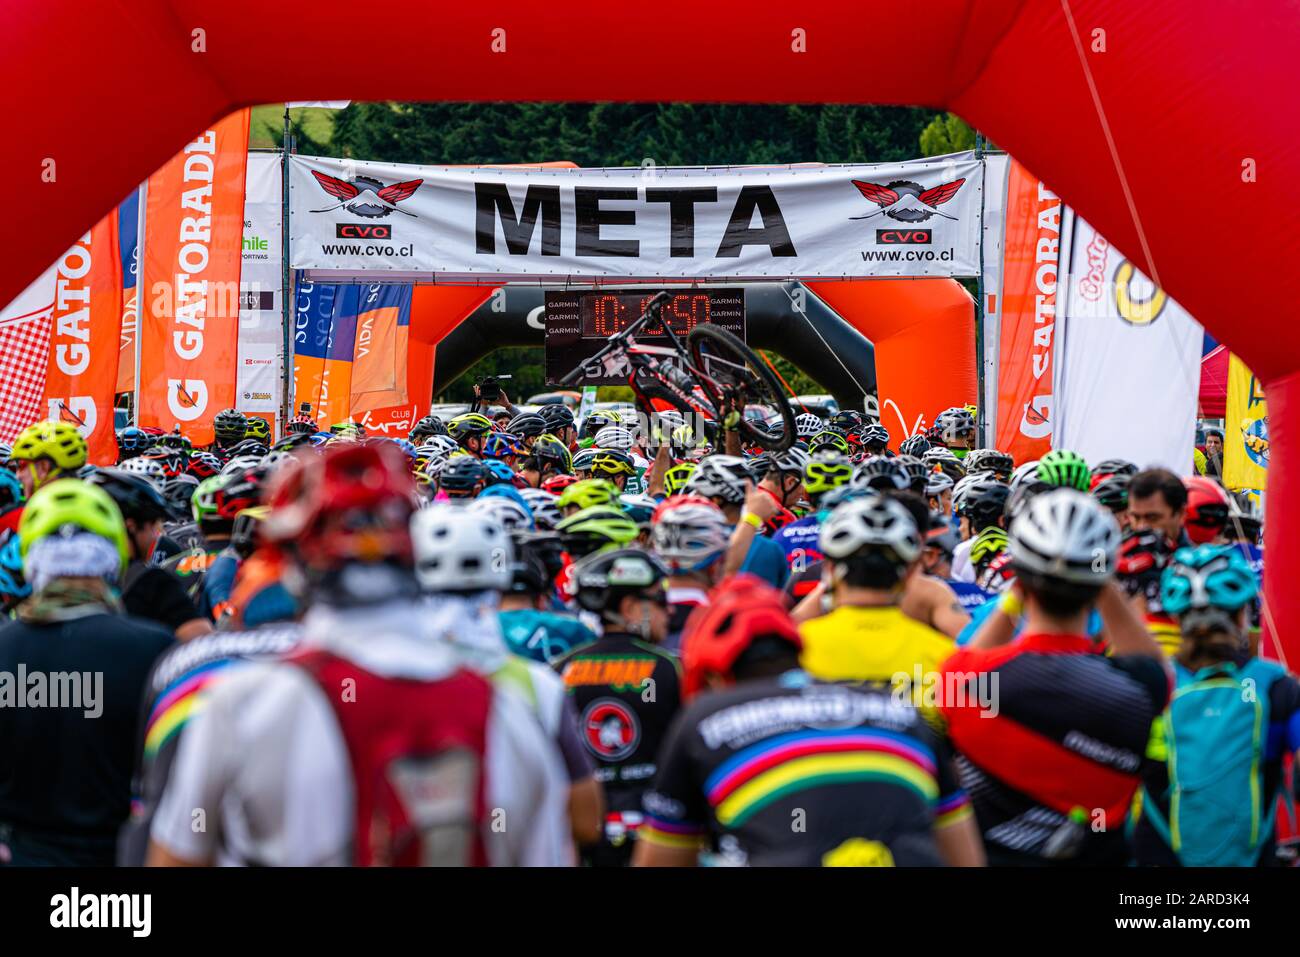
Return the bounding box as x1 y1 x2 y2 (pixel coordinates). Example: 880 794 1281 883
3 0 1297 658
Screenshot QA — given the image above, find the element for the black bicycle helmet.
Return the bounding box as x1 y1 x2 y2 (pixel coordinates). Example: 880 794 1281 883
506 413 548 440
860 423 891 452
529 434 573 475
213 408 248 445
410 413 448 442
438 455 488 495
899 434 931 457
538 404 576 434
229 439 269 460
569 546 668 618
85 467 170 523
959 478 1011 532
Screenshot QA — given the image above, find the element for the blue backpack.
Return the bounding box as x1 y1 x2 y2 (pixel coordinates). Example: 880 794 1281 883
1143 657 1285 866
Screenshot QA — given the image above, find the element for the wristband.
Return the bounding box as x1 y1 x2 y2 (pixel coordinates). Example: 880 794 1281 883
998 589 1023 618
741 511 764 530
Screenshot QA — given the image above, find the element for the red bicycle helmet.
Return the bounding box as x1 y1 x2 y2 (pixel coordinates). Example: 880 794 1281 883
542 473 580 495
1183 475 1231 545
263 441 416 570
680 574 801 699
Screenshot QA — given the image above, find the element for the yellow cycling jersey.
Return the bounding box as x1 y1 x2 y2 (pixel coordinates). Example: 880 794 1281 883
799 604 956 688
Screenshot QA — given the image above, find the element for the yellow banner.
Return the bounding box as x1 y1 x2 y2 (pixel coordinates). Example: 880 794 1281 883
1223 353 1268 490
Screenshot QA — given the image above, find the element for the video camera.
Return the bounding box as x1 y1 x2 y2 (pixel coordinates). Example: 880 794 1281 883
478 373 512 398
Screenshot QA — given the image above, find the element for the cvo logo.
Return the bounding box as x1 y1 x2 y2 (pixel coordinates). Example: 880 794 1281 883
876 228 932 245
336 223 392 239
310 170 422 219
851 178 965 223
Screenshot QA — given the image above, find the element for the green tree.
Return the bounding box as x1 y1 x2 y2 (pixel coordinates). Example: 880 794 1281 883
919 113 977 157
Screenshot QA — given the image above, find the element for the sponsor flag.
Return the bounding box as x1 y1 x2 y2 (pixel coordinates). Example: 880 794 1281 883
994 160 1064 463
0 264 58 443
1223 353 1269 490
237 153 283 427
350 283 412 415
116 188 140 395
286 101 351 110
291 277 341 429
138 109 250 445
43 215 123 465
1053 217 1202 472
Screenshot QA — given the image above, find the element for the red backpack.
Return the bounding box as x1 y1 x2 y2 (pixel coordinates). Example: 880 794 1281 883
291 649 494 866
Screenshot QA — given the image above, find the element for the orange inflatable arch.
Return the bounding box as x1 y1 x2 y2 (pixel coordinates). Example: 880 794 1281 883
2 0 1297 659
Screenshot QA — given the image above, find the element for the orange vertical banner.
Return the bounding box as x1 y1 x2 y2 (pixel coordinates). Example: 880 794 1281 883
994 159 1062 463
139 109 249 445
44 214 123 465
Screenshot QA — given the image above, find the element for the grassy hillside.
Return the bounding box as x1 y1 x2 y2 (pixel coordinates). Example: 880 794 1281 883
248 104 338 150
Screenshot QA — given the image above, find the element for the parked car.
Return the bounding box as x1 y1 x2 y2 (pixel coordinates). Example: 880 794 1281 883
789 394 839 419
526 391 581 408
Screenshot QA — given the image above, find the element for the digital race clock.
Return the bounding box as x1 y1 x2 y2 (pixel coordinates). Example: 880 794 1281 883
544 287 745 385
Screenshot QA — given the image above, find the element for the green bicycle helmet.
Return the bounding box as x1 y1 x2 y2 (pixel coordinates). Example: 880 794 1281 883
447 413 494 444
1036 449 1092 492
663 462 697 496
808 429 851 456
18 478 129 569
803 452 854 497
557 505 640 558
557 478 622 513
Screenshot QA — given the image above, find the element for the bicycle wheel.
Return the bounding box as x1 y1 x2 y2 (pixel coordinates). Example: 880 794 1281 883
688 324 797 451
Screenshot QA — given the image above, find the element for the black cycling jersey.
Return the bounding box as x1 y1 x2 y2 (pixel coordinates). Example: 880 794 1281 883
641 671 970 866
122 562 202 633
553 631 682 865
0 611 173 865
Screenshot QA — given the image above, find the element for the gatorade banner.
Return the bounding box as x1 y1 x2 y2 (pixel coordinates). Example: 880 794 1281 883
139 109 250 444
238 152 283 426
43 215 123 465
1223 353 1269 490
289 152 985 279
994 160 1064 464
1053 217 1202 472
116 188 140 395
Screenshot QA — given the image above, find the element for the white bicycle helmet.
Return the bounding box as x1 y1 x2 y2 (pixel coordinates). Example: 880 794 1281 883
119 454 166 488
1008 487 1119 585
411 504 514 593
820 495 922 565
221 454 263 476
651 497 731 572
518 488 561 530
925 471 955 497
572 447 599 473
684 455 750 505
1009 460 1042 493
795 412 824 439
594 425 637 451
768 446 811 475
470 495 534 532
951 472 984 510
922 446 960 468
420 445 453 480
419 436 459 455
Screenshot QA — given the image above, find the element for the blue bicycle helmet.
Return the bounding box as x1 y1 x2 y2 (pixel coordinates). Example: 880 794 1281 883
479 482 534 524
1160 544 1259 617
390 438 418 461
0 535 31 610
482 458 517 486
0 469 23 510
117 426 152 457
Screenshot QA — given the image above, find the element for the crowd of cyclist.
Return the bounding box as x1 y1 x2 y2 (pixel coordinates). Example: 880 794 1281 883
0 390 1289 868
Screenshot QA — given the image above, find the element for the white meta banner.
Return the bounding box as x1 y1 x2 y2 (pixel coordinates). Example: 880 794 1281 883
1053 217 1202 473
289 152 984 279
238 152 283 423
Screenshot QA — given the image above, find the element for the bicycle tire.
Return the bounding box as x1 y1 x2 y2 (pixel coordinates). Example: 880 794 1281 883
687 324 797 451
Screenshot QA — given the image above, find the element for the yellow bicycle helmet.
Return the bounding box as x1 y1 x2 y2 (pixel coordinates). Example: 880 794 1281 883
11 420 88 472
18 478 129 569
557 478 621 513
